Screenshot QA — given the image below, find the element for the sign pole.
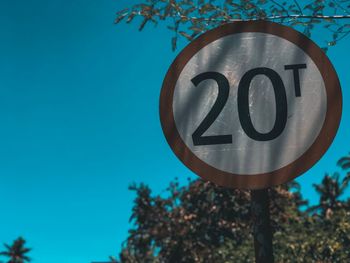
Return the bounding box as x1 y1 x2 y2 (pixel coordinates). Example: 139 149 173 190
251 189 274 263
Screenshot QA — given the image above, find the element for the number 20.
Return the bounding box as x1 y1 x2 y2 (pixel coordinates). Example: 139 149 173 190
191 64 306 146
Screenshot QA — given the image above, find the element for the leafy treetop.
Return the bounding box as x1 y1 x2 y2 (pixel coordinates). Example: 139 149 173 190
0 237 31 263
114 162 350 262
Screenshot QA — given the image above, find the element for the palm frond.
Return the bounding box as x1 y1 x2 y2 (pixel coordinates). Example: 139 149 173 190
337 155 350 170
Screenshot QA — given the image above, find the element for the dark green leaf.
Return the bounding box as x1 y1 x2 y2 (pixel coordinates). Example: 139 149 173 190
115 13 128 24
171 36 177 51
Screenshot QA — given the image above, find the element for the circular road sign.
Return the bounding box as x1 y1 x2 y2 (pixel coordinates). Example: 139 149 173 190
160 21 342 189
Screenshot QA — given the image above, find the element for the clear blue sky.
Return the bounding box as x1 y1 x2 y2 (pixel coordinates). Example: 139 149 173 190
0 1 349 262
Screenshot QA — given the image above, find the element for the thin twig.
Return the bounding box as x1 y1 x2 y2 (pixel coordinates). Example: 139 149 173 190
334 29 350 42
270 0 290 16
330 0 350 15
266 14 350 20
293 0 303 15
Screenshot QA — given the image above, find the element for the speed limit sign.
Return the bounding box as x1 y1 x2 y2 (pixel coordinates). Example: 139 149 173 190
159 21 342 189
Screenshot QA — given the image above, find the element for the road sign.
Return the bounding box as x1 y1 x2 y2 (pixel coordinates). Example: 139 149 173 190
160 21 342 189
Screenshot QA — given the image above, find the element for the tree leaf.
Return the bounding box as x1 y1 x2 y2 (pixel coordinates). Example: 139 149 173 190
115 13 128 24
179 31 193 41
171 36 177 51
139 18 149 31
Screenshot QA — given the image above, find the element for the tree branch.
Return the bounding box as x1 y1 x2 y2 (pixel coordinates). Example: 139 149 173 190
115 2 350 50
293 0 303 15
270 0 290 16
330 0 350 15
266 14 350 20
116 11 350 23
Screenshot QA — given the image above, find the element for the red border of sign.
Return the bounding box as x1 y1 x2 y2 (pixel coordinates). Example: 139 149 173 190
159 21 342 189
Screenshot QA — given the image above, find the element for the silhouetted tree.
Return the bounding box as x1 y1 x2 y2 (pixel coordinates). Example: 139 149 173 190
0 237 31 263
309 173 350 218
338 152 350 186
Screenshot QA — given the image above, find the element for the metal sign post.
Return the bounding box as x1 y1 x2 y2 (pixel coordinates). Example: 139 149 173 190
251 189 274 263
159 21 342 262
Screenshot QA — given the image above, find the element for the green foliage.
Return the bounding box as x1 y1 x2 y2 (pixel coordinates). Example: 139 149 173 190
338 152 350 186
115 156 350 262
272 208 350 262
116 0 350 50
0 237 31 263
308 172 349 217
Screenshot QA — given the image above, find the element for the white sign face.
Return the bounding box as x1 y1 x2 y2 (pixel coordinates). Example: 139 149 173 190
173 32 326 175
160 21 342 189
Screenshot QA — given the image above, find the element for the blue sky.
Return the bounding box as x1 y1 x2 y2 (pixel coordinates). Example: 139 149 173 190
0 1 349 262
